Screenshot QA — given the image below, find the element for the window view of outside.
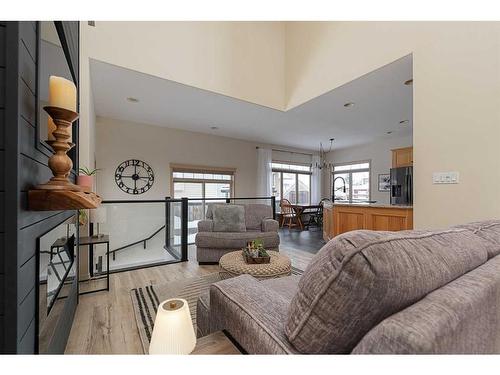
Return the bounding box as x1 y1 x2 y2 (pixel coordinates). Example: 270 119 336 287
272 172 281 202
272 162 311 207
172 170 233 243
332 162 370 202
333 172 350 201
351 171 370 201
297 174 311 204
282 172 296 202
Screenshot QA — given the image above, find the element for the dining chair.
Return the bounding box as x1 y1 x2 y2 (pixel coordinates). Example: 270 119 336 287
306 198 330 229
280 199 298 229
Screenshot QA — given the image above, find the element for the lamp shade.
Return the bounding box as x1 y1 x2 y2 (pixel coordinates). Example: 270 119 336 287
149 298 196 355
89 207 107 224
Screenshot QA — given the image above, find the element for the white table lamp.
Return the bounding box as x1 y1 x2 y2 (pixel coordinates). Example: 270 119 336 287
90 206 107 238
149 298 196 355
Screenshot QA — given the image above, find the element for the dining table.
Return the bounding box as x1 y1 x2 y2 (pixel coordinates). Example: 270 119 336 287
289 204 322 230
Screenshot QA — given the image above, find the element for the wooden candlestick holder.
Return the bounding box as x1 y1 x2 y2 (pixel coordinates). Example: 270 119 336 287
36 106 81 191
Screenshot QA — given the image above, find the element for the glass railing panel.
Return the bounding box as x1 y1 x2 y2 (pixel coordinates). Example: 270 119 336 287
97 201 177 271
167 200 182 258
187 199 204 244
176 197 276 244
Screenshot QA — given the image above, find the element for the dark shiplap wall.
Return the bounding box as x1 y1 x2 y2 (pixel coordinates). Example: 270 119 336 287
0 21 6 353
1 21 79 354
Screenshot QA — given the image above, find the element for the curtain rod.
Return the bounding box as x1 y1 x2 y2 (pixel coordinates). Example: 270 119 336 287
255 146 313 157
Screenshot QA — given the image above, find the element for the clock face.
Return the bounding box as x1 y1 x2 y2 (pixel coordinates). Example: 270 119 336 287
115 159 154 195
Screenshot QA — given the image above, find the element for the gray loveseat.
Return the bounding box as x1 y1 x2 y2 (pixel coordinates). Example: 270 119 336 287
195 203 280 264
197 220 500 354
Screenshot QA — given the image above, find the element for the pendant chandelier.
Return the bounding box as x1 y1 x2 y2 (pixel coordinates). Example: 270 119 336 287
313 138 335 170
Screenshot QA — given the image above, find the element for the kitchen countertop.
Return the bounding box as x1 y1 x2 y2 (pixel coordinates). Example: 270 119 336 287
324 201 413 209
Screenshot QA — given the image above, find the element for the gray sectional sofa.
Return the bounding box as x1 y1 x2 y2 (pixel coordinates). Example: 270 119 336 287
197 220 500 354
195 203 280 264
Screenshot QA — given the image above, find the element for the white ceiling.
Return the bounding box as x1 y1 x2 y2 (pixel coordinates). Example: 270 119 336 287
90 54 412 151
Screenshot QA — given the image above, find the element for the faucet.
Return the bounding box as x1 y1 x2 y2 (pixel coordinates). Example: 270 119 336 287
332 176 347 201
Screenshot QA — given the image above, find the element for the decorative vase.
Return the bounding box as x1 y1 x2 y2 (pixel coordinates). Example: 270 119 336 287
77 175 93 192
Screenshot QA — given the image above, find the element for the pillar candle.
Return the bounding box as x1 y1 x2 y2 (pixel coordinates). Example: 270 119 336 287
49 76 76 112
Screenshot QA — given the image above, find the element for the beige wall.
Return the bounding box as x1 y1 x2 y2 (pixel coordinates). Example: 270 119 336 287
80 21 285 178
286 21 500 229
95 117 315 200
83 22 500 229
79 24 96 172
83 21 286 109
323 135 413 205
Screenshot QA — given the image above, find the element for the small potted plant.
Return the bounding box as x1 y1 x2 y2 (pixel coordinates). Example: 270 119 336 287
78 209 88 227
77 166 100 192
242 239 270 264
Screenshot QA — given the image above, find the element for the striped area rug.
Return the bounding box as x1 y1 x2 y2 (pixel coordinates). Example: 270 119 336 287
130 267 303 354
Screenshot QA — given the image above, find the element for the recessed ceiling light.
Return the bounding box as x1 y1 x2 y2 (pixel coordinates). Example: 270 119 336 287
126 97 139 103
404 79 413 86
210 126 219 130
399 120 409 124
343 102 355 108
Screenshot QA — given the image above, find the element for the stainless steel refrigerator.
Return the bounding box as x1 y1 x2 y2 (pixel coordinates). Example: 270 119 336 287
390 166 413 205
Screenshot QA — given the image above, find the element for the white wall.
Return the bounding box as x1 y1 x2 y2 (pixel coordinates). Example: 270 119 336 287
286 21 500 229
95 116 315 200
81 21 286 187
81 21 286 110
82 21 500 229
323 135 413 204
79 23 96 172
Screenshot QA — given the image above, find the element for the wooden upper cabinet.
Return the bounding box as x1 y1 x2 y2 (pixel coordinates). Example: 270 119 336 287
392 147 413 168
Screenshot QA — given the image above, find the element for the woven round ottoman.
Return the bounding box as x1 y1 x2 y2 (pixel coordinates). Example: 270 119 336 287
219 251 292 280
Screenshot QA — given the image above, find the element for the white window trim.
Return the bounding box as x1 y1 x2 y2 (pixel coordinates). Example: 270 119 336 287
171 165 235 198
331 159 371 202
272 161 312 205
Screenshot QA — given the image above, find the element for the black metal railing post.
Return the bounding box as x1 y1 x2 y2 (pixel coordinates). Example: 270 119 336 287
165 196 170 250
181 197 188 261
271 196 276 220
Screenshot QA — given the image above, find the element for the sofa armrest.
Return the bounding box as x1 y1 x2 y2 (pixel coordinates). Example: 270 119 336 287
262 218 279 232
198 219 214 232
209 274 297 354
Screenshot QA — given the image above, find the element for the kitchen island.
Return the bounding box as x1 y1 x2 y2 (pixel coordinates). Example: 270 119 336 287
322 201 413 241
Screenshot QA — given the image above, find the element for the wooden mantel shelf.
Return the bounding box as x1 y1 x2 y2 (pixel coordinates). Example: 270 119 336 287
28 189 102 211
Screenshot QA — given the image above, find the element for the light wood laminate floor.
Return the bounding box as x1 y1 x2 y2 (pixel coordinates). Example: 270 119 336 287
65 246 313 354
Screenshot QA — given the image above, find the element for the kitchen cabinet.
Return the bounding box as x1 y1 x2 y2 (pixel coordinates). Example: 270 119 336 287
392 147 413 168
323 204 335 241
323 203 413 239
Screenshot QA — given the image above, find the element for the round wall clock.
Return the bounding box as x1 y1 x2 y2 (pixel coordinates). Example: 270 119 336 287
115 159 154 195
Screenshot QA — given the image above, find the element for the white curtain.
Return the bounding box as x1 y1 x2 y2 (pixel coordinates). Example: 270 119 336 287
256 147 273 197
311 154 322 204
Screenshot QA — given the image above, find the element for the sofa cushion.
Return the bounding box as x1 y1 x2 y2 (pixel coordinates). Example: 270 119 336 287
212 204 246 232
352 254 500 354
245 204 273 230
284 228 490 353
454 220 500 259
210 274 300 354
261 275 302 300
195 231 280 249
196 292 212 337
206 203 273 230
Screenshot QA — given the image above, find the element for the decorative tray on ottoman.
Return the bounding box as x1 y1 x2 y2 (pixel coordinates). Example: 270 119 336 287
242 239 270 264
